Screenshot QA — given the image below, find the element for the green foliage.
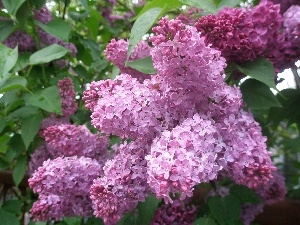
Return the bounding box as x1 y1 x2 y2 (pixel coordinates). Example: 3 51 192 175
29 44 70 65
126 56 157 74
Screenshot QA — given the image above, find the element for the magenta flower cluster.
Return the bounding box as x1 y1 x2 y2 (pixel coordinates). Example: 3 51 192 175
195 0 300 71
82 18 277 224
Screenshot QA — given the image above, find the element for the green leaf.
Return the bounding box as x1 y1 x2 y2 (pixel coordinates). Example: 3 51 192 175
2 199 22 215
237 57 277 90
136 0 183 18
128 7 163 59
0 76 27 93
268 89 300 126
230 185 261 204
193 217 218 225
84 217 104 225
28 86 62 114
137 195 161 224
12 52 30 73
0 118 6 133
0 20 15 42
12 154 27 187
63 217 82 225
21 112 43 149
178 0 218 13
126 56 157 74
29 0 47 9
0 210 19 225
35 19 71 41
0 44 18 86
240 79 282 110
217 0 241 10
29 44 69 65
8 105 39 118
2 0 26 17
9 134 26 159
208 195 241 225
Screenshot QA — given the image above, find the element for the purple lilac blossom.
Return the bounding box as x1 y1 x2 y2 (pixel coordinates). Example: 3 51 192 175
104 39 152 82
90 140 149 225
241 203 264 225
29 156 102 221
83 74 167 140
269 0 300 14
43 124 109 161
2 30 36 53
57 77 78 117
146 114 222 203
254 171 286 205
151 200 198 225
195 1 284 64
84 17 277 223
29 143 52 175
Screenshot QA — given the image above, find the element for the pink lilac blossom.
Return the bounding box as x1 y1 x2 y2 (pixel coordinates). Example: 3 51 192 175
150 21 227 121
151 200 198 225
83 74 167 140
146 114 222 203
43 124 109 161
29 156 102 221
57 77 78 117
38 115 70 136
84 17 277 221
90 140 149 225
216 111 276 189
104 39 152 82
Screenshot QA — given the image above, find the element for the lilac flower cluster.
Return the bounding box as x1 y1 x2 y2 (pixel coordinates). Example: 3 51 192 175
29 156 101 221
29 78 110 221
194 0 300 72
269 0 300 13
195 1 283 65
57 77 78 117
83 18 276 224
151 200 198 225
90 140 149 224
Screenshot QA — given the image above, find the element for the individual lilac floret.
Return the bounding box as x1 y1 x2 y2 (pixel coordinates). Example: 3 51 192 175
57 77 78 117
83 74 167 140
43 124 109 160
104 39 152 82
151 199 198 225
90 140 149 225
29 156 102 221
146 114 222 203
